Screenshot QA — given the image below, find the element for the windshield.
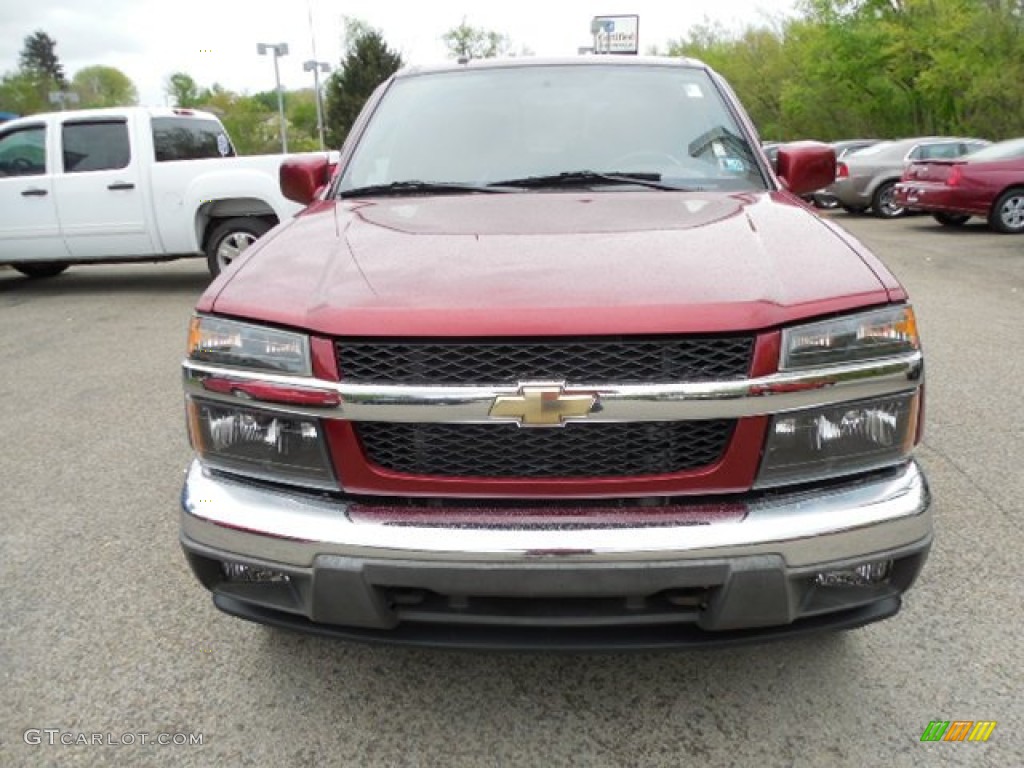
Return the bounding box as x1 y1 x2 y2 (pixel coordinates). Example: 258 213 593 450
965 138 1024 162
338 64 766 195
850 141 895 157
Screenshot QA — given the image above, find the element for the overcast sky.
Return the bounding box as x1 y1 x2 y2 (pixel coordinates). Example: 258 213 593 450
0 0 797 106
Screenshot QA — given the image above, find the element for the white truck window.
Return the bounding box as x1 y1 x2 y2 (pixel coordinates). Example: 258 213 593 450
62 120 131 173
0 125 46 177
151 117 236 161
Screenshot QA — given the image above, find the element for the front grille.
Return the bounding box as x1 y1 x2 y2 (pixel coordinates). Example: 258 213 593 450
355 421 735 478
336 336 754 384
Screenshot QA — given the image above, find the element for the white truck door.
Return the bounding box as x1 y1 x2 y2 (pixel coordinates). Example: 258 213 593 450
0 121 70 262
54 116 156 259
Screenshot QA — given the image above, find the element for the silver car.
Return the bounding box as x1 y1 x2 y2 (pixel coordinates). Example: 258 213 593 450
828 137 989 218
808 139 881 208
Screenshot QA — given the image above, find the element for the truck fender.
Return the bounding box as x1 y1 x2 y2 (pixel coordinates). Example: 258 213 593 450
184 168 303 251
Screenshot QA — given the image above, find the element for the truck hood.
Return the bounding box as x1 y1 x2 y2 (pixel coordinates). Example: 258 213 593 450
208 191 892 336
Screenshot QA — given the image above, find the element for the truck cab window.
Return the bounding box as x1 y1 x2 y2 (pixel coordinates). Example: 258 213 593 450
62 120 131 173
151 117 236 161
0 125 46 177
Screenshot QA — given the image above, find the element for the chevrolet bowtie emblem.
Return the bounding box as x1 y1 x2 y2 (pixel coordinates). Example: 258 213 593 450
488 385 598 427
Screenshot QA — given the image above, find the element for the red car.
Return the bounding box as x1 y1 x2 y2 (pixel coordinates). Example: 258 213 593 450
179 58 930 648
894 138 1024 232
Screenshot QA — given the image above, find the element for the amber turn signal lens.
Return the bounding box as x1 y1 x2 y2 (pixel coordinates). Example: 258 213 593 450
781 306 920 370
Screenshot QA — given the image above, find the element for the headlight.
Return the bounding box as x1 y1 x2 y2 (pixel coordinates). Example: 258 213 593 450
781 306 918 370
755 391 919 488
186 397 337 489
187 315 310 375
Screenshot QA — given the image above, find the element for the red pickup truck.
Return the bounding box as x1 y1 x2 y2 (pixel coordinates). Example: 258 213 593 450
179 57 930 649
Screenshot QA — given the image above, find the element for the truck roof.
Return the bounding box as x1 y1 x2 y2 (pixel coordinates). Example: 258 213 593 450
0 105 222 129
394 54 708 79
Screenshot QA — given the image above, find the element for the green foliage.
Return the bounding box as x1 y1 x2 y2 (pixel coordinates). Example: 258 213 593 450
442 18 512 59
159 74 324 154
1 30 69 113
71 66 138 108
251 90 280 113
165 72 204 108
670 0 1024 142
323 21 403 148
19 30 66 88
342 17 377 53
2 35 136 115
6 5 1022 150
0 71 49 115
286 89 321 150
195 84 281 155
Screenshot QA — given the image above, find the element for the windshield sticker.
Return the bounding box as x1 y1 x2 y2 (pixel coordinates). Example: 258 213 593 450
720 157 746 173
216 133 230 157
684 83 704 99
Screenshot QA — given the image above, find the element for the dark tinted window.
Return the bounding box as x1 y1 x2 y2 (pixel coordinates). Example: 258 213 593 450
152 117 235 161
0 125 46 177
63 120 130 172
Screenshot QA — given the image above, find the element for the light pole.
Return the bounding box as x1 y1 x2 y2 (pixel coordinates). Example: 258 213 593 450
257 42 290 153
303 60 330 151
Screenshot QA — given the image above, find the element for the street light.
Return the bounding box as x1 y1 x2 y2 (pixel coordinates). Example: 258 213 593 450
257 42 290 153
303 60 330 151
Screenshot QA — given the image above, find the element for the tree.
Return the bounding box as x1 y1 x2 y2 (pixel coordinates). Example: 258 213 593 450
784 0 1019 139
250 90 280 113
165 72 204 108
286 89 321 151
7 30 69 113
662 0 1024 142
159 74 325 154
71 66 138 108
196 84 280 155
323 20 403 148
442 18 512 59
0 71 48 115
20 31 67 88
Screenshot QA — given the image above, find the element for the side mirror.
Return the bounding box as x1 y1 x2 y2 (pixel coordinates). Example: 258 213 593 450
776 142 836 196
280 154 332 205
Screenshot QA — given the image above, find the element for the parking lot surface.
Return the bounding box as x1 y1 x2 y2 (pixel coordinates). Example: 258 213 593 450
1 213 1021 767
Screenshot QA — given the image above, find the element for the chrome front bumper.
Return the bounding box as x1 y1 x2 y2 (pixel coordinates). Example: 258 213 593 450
180 460 931 647
182 460 929 567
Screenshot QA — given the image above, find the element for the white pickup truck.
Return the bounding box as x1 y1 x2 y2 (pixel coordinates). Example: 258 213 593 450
0 106 319 278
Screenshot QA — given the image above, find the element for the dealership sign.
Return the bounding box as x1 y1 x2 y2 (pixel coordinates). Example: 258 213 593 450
590 15 639 54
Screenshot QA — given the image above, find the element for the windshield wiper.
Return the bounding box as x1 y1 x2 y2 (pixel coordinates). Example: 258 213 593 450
489 171 684 191
339 180 506 199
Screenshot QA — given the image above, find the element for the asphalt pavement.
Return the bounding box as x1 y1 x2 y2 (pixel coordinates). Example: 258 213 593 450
1 213 1021 767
